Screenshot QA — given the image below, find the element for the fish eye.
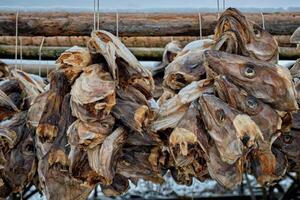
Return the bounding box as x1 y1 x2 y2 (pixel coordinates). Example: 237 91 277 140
215 109 225 123
253 28 261 37
23 143 35 155
283 134 293 144
246 96 258 110
243 65 256 78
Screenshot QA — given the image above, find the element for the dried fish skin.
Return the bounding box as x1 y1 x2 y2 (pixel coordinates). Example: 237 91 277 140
67 116 115 149
117 146 164 184
27 91 49 128
163 49 207 91
87 127 127 185
182 39 214 52
36 71 71 144
204 50 298 111
152 79 214 132
89 30 154 97
198 94 263 164
112 86 152 133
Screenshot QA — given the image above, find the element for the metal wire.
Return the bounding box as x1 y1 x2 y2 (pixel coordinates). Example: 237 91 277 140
217 0 220 19
223 0 225 10
20 37 23 71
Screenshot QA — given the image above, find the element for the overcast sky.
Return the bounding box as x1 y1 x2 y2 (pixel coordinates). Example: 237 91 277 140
0 0 300 11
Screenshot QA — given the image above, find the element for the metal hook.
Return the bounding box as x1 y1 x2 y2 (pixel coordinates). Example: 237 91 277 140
199 13 202 40
261 12 265 30
15 12 19 70
38 37 45 77
116 12 119 37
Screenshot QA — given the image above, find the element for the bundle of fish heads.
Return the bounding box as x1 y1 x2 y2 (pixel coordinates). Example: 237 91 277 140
0 7 299 199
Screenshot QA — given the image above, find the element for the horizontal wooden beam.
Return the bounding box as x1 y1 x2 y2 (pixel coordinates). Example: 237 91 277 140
0 45 299 61
0 35 294 48
0 45 164 61
0 12 299 37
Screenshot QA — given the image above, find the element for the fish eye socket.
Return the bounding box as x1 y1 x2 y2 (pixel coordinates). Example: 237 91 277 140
244 65 256 78
254 28 261 37
246 96 258 110
283 134 293 144
23 143 35 155
215 109 225 123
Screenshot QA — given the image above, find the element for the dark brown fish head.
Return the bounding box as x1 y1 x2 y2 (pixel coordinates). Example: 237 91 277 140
215 75 282 141
198 94 263 164
204 50 298 112
215 8 251 44
274 130 300 161
3 126 36 192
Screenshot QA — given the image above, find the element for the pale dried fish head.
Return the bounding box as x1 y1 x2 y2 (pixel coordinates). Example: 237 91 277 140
182 39 214 52
56 46 92 69
164 49 206 90
89 30 154 97
198 94 263 164
71 64 115 105
27 91 48 127
204 50 298 111
67 116 115 149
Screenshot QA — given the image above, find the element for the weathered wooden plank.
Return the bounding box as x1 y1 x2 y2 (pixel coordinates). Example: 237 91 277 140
0 35 294 48
0 12 299 36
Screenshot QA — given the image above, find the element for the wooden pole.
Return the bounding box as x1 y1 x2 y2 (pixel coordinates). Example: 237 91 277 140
0 12 299 37
0 35 294 48
0 45 298 61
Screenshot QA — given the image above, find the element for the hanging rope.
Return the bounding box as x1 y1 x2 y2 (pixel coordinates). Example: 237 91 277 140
19 38 23 71
217 0 220 19
199 13 202 40
261 12 265 30
116 12 119 37
38 37 45 77
93 0 96 30
15 12 19 70
97 0 100 30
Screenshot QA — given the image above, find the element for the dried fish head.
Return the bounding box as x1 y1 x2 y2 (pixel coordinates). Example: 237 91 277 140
198 94 263 164
70 64 116 121
207 145 244 189
67 116 115 149
162 40 182 64
215 8 278 63
204 50 298 111
182 39 214 52
89 30 154 97
2 126 36 193
56 46 92 69
163 49 206 90
215 75 282 142
27 91 48 128
215 8 251 44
